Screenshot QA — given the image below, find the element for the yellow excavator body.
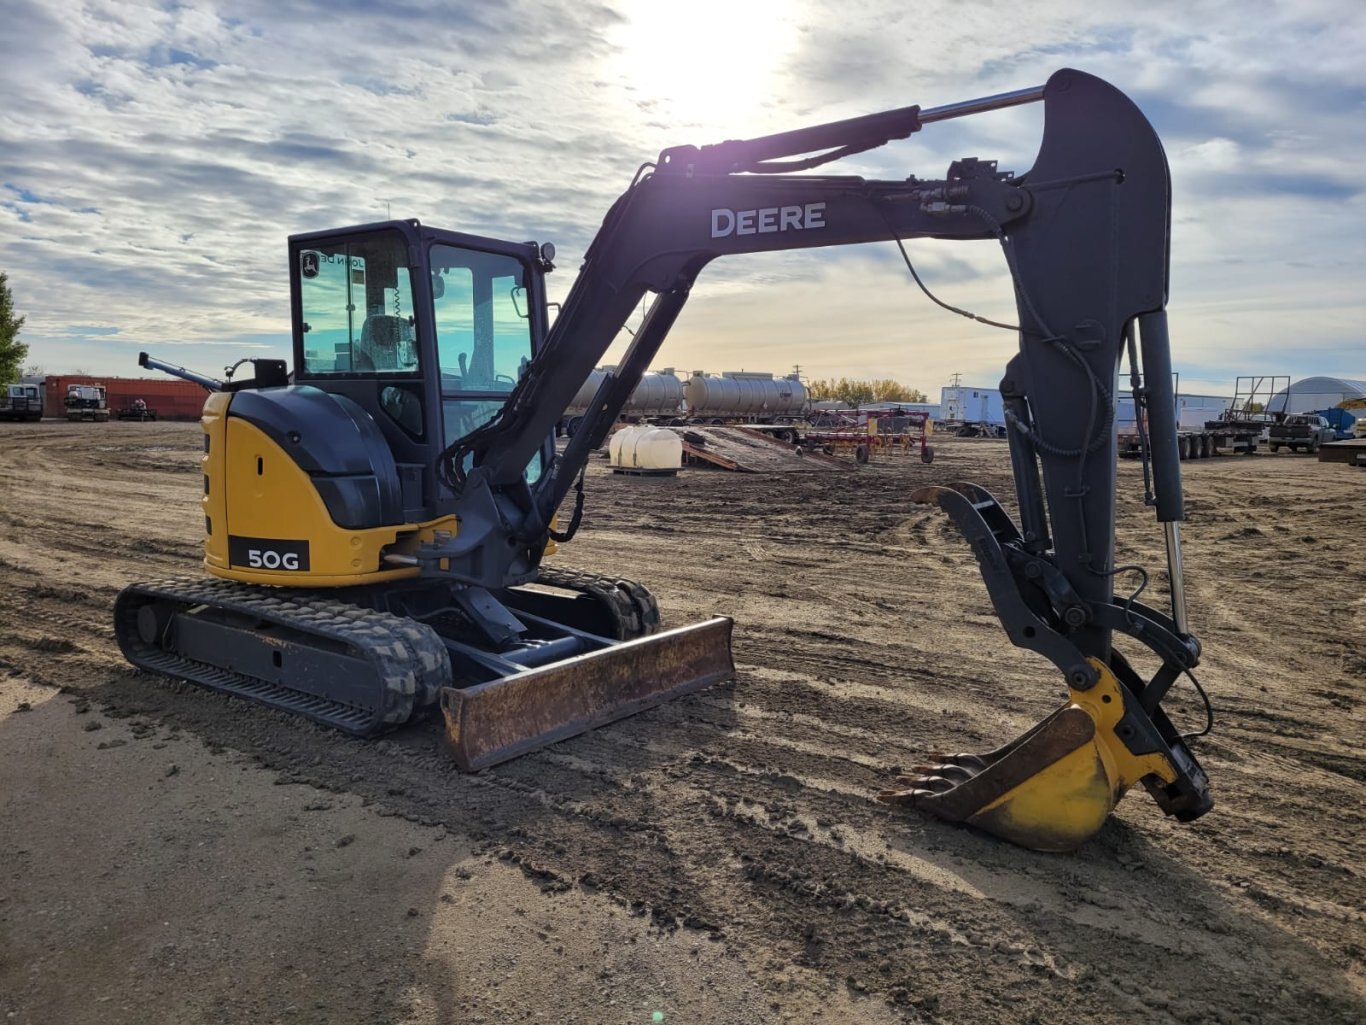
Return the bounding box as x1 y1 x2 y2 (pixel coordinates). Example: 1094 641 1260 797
203 393 425 586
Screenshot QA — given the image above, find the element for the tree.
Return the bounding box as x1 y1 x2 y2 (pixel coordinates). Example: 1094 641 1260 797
0 272 27 387
808 376 928 405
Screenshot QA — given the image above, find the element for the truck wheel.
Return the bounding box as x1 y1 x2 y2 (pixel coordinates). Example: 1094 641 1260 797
1177 436 1190 460
920 445 935 464
855 444 870 464
1308 439 1320 454
1270 444 1280 453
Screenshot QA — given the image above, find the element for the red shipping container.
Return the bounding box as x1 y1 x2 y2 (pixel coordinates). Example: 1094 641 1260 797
43 375 210 421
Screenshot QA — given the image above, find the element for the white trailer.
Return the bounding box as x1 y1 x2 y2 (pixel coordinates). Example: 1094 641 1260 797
940 385 1004 426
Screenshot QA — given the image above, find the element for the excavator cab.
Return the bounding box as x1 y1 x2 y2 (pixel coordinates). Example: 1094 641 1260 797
287 222 552 525
119 68 1215 851
116 220 736 768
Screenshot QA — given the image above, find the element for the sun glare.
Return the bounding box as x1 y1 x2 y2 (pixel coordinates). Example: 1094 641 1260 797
608 0 798 132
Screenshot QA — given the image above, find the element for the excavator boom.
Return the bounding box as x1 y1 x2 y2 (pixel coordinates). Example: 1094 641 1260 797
428 67 1212 845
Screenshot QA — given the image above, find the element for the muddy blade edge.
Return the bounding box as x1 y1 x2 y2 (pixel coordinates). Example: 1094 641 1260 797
440 617 735 771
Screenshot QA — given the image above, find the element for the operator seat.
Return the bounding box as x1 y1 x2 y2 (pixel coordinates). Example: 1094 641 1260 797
357 314 404 371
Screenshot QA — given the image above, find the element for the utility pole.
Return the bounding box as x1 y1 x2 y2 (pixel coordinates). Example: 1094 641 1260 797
950 372 962 388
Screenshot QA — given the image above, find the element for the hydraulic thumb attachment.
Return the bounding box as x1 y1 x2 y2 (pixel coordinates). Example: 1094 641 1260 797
878 484 1212 852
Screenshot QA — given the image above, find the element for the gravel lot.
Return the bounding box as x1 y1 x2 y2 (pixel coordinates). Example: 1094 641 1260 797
1 421 1362 1024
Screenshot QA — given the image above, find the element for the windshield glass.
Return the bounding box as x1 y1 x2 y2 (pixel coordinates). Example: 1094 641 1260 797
298 230 419 375
430 244 531 393
430 243 540 480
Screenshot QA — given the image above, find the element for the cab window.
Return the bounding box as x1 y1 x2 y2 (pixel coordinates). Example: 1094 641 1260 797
430 244 531 393
298 231 419 375
430 243 540 481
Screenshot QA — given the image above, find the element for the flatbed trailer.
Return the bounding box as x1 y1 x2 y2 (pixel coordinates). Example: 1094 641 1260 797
1318 438 1366 467
1118 422 1260 460
1118 374 1286 460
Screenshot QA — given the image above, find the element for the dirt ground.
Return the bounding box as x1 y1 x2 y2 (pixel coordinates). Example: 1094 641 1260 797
0 421 1361 1025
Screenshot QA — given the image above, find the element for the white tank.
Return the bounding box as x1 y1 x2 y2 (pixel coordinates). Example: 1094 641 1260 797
684 371 808 418
607 424 638 465
567 367 684 416
609 425 682 473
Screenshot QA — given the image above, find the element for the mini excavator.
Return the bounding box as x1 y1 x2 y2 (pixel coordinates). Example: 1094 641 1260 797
118 69 1213 851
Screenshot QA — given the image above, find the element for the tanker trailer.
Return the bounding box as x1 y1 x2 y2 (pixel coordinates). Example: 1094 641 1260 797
683 371 809 422
562 367 685 436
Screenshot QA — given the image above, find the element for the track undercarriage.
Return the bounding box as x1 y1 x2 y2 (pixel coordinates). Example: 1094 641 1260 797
114 567 734 768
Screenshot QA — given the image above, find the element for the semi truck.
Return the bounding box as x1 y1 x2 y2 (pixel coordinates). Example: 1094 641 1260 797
0 382 44 421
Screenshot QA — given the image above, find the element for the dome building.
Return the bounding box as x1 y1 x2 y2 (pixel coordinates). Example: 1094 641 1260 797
1268 376 1366 414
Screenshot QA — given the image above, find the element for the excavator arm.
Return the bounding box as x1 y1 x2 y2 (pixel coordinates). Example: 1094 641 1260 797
444 69 1166 598
428 67 1211 850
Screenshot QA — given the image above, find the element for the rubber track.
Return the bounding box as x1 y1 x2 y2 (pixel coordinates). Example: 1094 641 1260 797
114 576 449 736
529 565 662 640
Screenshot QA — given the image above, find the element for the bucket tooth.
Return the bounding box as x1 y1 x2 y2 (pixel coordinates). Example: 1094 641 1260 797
441 617 734 770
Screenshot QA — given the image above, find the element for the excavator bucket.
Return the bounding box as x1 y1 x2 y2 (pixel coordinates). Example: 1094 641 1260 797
879 658 1181 852
440 616 734 770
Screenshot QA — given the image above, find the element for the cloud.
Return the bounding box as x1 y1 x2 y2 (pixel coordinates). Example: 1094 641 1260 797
0 0 1361 393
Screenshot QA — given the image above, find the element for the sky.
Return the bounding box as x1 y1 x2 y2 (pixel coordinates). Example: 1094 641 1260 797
1 0 1363 398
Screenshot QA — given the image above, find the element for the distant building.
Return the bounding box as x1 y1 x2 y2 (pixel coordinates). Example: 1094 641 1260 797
1267 376 1366 414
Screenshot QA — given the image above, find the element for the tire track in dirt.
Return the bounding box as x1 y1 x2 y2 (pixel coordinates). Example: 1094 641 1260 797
3 424 1363 1024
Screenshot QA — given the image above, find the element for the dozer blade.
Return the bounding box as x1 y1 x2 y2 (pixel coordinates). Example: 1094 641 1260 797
879 658 1181 852
440 616 734 771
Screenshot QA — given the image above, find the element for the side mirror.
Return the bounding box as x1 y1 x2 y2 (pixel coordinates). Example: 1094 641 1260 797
432 273 445 300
